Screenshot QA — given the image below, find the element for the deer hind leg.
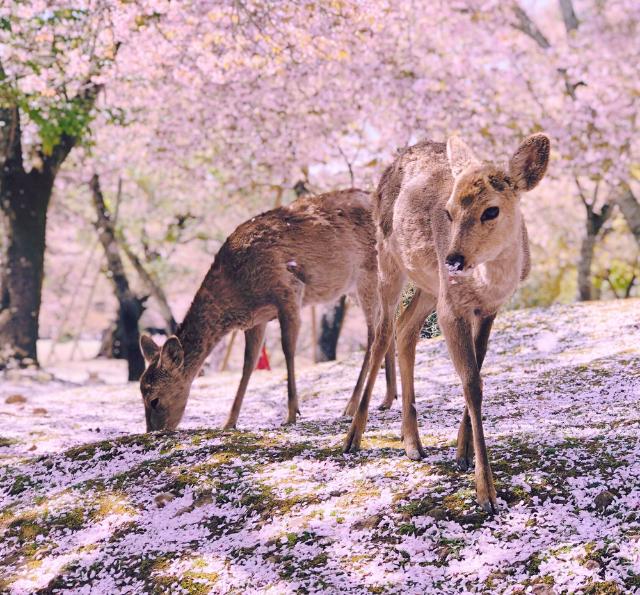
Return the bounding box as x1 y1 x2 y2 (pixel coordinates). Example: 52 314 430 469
379 333 398 410
222 323 267 430
440 311 497 513
456 314 496 471
343 324 372 417
278 302 302 425
344 266 404 453
396 288 436 460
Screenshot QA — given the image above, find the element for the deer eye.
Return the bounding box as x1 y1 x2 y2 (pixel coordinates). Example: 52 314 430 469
481 207 499 222
445 210 452 222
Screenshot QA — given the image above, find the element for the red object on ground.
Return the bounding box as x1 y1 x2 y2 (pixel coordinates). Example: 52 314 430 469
256 345 271 370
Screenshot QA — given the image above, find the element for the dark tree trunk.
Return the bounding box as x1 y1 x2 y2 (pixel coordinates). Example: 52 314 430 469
0 71 100 368
577 228 597 301
90 174 146 381
577 202 611 302
315 295 347 362
0 170 52 366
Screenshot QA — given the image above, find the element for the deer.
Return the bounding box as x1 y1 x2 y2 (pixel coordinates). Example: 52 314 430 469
138 189 398 432
342 134 550 513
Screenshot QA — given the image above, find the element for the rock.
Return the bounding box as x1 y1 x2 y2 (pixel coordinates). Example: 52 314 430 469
594 490 615 512
530 585 555 595
154 492 176 508
584 559 601 571
427 507 448 521
32 408 48 416
5 394 27 404
351 513 383 530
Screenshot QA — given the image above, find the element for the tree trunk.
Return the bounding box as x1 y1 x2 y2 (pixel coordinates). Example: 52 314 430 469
90 174 146 381
0 170 52 366
577 202 611 302
577 227 596 301
315 296 347 362
615 187 640 246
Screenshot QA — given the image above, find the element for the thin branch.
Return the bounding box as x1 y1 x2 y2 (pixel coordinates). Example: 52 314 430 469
559 0 579 34
336 143 355 187
511 4 551 49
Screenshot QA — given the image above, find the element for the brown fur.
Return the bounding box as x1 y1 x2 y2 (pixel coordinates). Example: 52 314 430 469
343 134 550 514
139 189 398 431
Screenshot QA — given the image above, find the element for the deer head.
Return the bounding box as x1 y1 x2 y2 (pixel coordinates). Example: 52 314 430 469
139 334 190 431
444 133 550 276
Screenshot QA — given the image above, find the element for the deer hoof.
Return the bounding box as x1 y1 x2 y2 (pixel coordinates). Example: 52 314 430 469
342 405 356 418
221 422 237 431
478 496 499 515
404 441 425 461
456 456 474 472
343 429 362 453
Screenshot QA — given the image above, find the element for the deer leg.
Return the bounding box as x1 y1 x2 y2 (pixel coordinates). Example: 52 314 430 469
344 267 404 453
222 323 267 430
396 288 436 459
379 333 398 410
343 326 373 417
279 305 301 425
440 312 497 514
456 314 495 471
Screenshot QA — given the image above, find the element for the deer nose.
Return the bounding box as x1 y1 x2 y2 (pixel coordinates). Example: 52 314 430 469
445 253 465 272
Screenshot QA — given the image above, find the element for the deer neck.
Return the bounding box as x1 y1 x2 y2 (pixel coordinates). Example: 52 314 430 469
176 272 235 381
474 235 523 306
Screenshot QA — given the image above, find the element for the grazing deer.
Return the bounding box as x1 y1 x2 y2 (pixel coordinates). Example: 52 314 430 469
139 189 397 432
343 134 550 513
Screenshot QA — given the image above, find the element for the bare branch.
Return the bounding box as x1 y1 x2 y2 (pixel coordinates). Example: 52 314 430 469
559 0 579 34
41 82 103 175
512 4 551 49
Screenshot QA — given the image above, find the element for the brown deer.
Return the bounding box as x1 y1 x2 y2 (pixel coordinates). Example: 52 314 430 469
343 134 550 513
139 189 397 432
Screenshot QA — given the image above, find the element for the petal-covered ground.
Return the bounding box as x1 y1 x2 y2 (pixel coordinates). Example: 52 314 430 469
1 300 640 594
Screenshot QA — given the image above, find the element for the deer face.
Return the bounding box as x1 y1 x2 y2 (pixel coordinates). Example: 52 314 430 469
139 335 189 431
444 134 550 277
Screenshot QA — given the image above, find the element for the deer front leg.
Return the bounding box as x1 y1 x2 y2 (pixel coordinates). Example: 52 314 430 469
440 312 497 513
396 288 436 459
379 334 398 410
456 314 495 471
279 306 301 425
222 323 267 430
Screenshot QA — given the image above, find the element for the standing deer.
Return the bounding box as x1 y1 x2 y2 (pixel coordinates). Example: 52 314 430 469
139 189 397 432
343 134 550 513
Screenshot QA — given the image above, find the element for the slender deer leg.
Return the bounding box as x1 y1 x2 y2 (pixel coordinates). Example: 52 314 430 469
279 305 301 425
396 288 436 459
222 323 267 430
456 314 496 470
379 333 398 410
440 311 497 513
343 325 373 417
344 265 404 452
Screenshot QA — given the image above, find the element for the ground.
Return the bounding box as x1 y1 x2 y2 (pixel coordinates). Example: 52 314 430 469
1 300 639 594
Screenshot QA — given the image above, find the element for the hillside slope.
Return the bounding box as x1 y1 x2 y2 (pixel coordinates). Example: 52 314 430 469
1 300 639 594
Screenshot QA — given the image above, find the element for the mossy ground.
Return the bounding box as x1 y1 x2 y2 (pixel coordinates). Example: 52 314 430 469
1 300 640 593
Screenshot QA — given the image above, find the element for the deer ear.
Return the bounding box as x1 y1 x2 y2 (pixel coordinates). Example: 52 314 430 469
509 133 550 192
447 136 479 178
160 336 184 370
140 334 160 363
